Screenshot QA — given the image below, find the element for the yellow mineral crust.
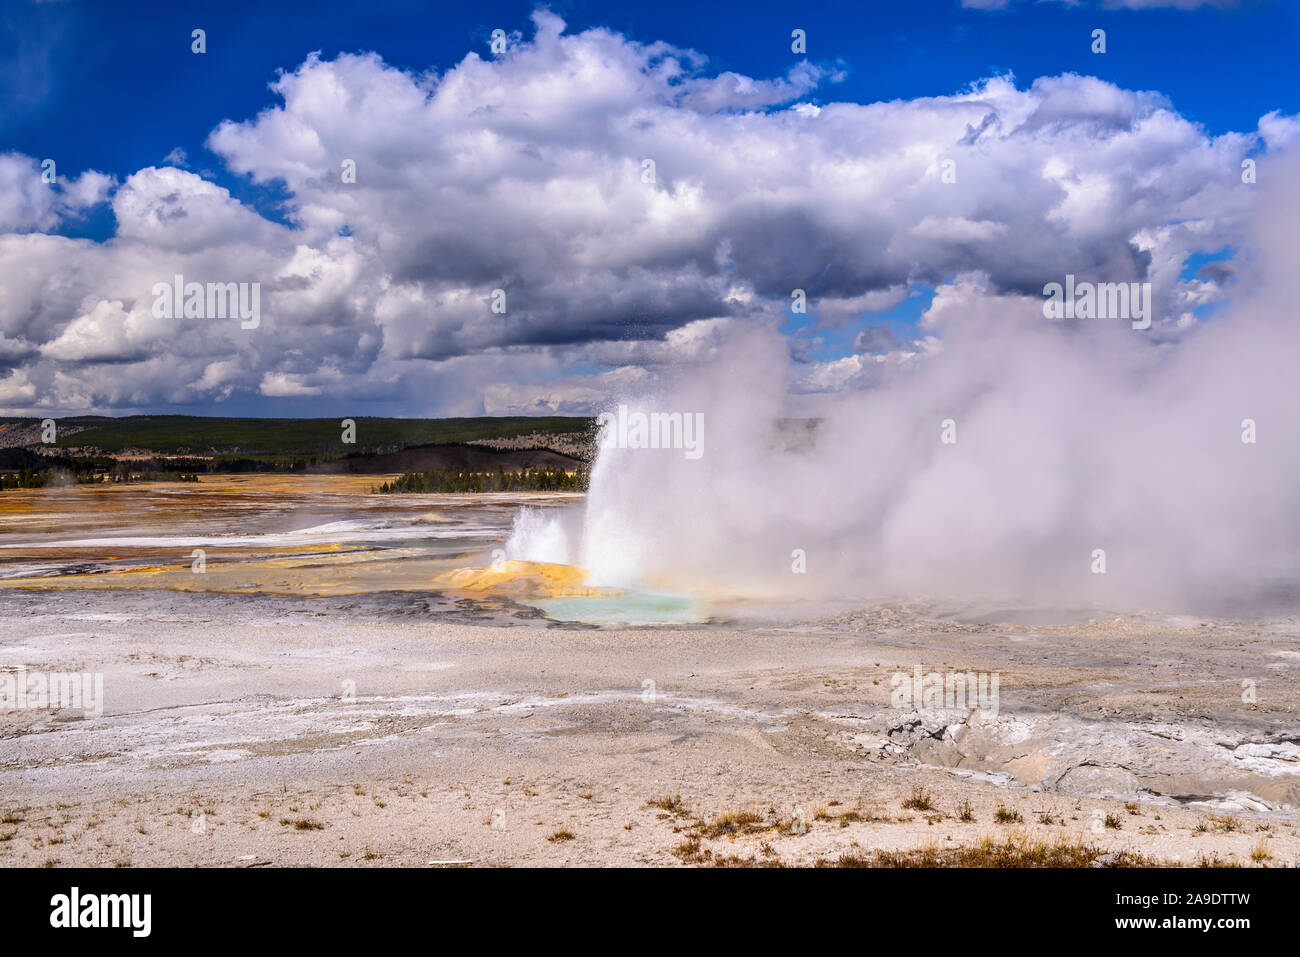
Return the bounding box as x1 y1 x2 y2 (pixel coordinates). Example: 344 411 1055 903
435 559 623 597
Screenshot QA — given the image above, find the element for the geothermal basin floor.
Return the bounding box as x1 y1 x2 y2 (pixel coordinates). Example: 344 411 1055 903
1 589 1298 867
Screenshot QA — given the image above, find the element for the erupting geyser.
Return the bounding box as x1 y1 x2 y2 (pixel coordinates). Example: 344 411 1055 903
508 156 1300 615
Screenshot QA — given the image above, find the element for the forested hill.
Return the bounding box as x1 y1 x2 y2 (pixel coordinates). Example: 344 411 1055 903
0 415 595 458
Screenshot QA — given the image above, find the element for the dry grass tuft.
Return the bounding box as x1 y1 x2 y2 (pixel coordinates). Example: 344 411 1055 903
280 817 324 831
815 836 1155 868
901 787 935 812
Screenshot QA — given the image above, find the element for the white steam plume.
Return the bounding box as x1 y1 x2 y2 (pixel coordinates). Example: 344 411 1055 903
513 153 1300 613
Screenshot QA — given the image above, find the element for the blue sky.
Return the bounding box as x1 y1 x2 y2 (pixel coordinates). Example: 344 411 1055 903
1 0 1296 416
6 0 1295 199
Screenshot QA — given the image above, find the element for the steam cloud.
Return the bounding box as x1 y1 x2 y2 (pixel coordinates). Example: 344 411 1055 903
511 152 1300 613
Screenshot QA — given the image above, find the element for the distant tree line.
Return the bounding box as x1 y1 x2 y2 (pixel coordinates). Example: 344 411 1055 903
0 469 56 490
0 449 205 489
0 467 200 489
1 414 594 456
375 466 587 493
0 441 593 491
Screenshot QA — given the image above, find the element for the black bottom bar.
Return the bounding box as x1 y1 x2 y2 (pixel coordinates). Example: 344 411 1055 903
0 865 1277 942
